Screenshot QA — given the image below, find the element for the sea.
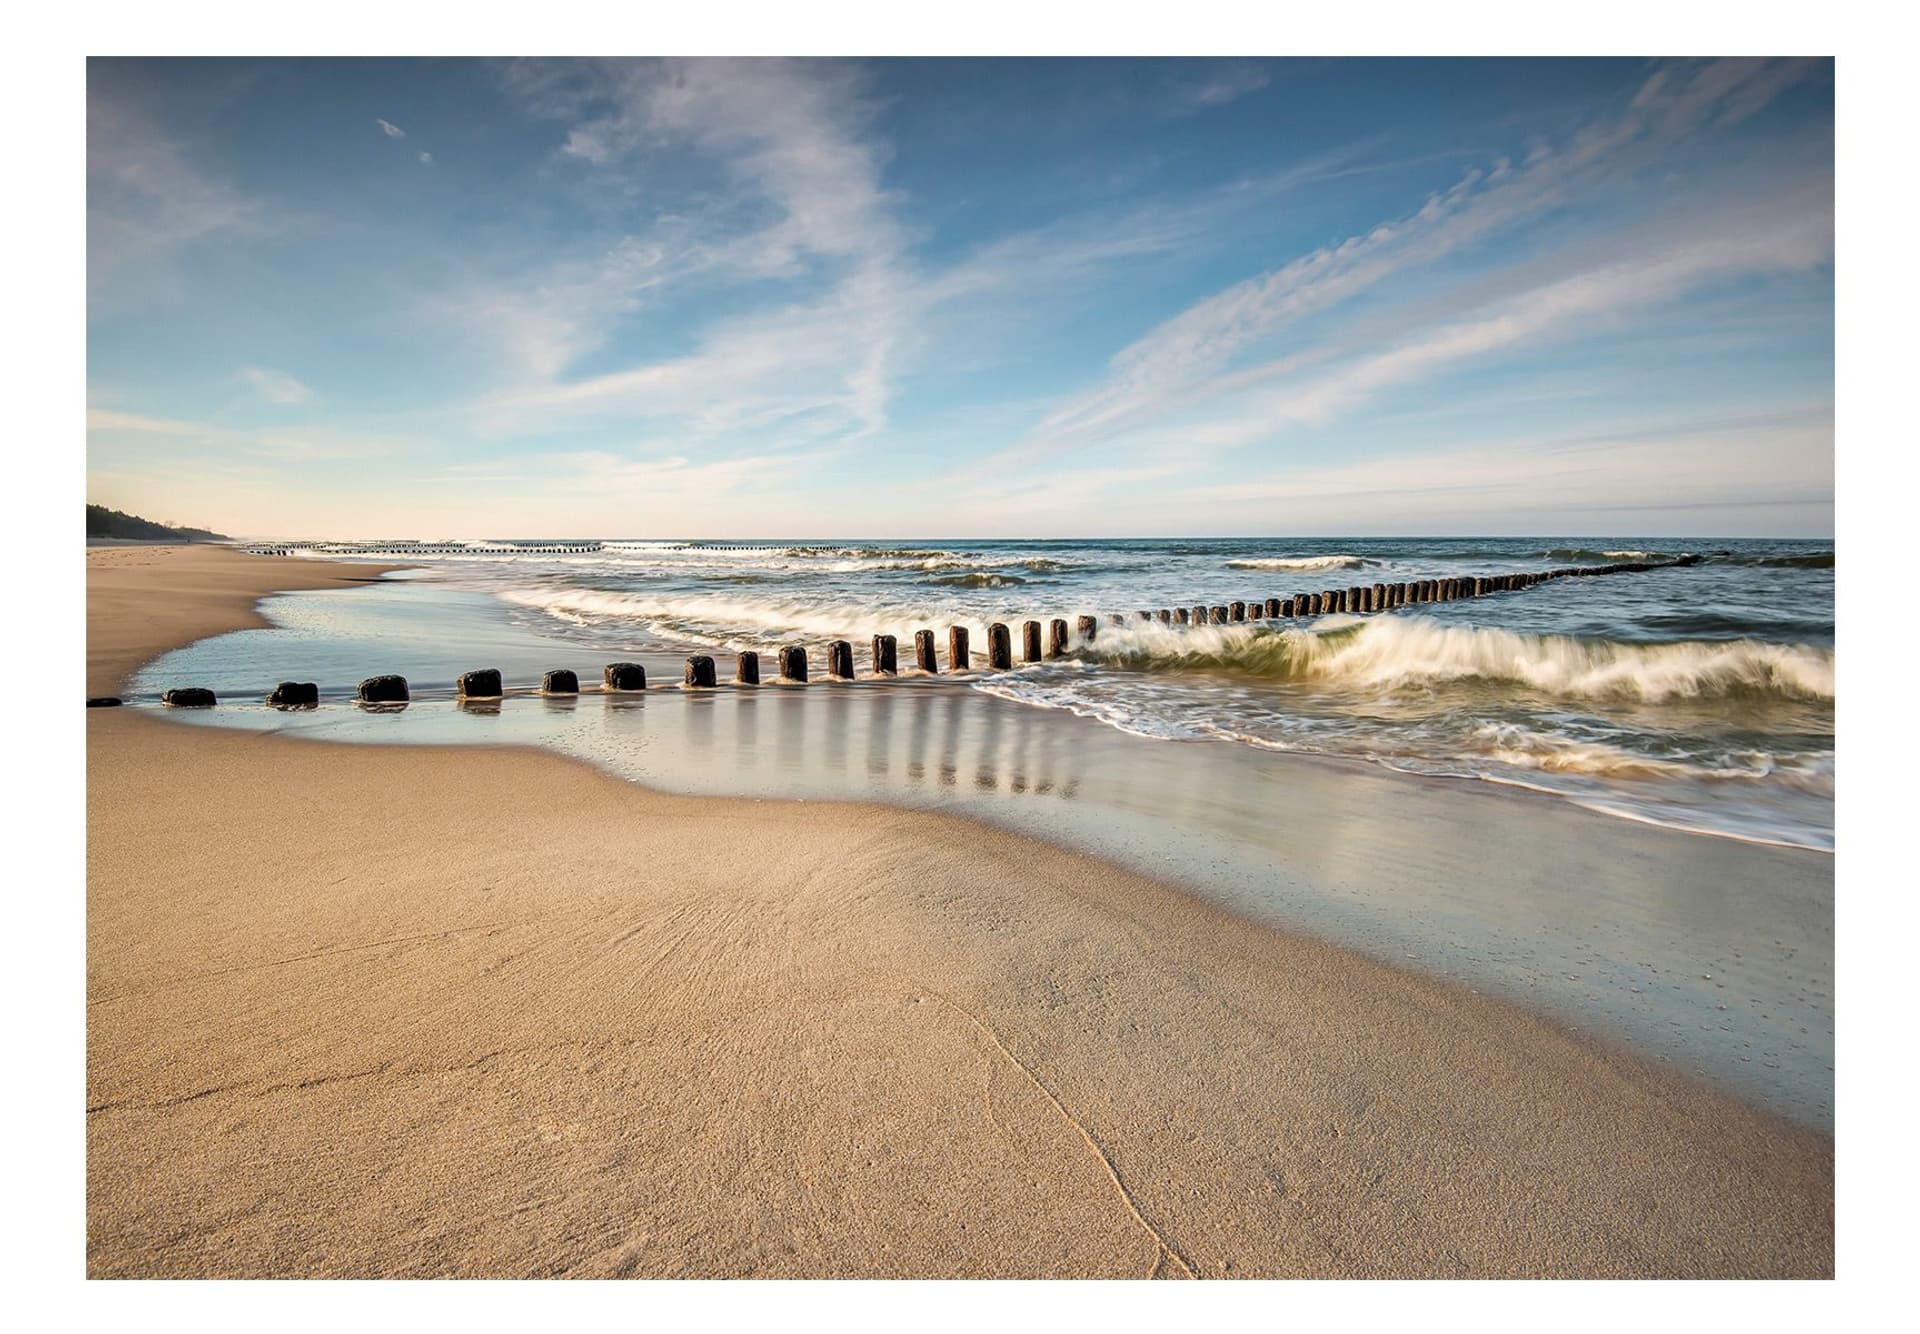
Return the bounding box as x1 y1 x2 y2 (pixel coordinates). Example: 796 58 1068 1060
228 535 1834 849
130 535 1835 1126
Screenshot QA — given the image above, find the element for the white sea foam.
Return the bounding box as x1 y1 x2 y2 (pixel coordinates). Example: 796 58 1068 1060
1093 616 1834 703
1224 554 1372 572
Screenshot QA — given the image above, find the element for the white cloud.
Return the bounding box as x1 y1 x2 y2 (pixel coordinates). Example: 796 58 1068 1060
238 366 316 406
417 150 433 165
1014 58 1822 464
484 59 913 442
88 85 265 302
1171 61 1271 112
376 118 406 138
1168 405 1832 534
1139 176 1832 455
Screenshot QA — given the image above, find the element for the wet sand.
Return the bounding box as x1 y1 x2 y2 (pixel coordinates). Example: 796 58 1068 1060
85 546 1833 1278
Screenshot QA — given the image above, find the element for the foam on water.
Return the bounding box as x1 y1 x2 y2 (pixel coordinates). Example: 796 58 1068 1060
196 535 1837 849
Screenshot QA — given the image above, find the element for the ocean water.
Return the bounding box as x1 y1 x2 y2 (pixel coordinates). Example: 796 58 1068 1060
252 535 1834 851
128 535 1836 1127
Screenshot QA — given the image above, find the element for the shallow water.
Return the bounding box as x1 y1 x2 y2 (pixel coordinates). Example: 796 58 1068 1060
130 565 1835 1129
216 536 1836 849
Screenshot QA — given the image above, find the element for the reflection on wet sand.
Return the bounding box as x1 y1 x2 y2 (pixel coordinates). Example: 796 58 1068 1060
129 678 1829 1132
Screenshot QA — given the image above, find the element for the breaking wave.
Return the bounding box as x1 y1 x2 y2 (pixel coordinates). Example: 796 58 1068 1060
925 572 1027 589
1086 616 1833 704
1225 554 1375 572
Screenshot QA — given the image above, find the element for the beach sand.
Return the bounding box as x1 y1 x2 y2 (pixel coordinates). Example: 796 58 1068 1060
85 546 1833 1278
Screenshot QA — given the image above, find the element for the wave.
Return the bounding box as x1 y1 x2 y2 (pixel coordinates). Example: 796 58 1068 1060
1542 546 1675 562
925 572 1027 588
1224 554 1374 572
1713 552 1835 569
1085 616 1834 704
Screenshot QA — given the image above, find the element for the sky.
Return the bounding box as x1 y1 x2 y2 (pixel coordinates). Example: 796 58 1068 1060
85 57 1834 539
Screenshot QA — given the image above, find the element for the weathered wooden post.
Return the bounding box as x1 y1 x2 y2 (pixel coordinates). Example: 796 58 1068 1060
988 623 1012 669
457 668 503 699
1175 608 1191 625
268 681 319 707
1208 605 1226 624
1108 613 1126 628
1192 605 1208 625
828 640 854 679
736 651 761 685
1077 615 1098 642
779 646 808 683
357 675 409 703
1230 601 1246 622
540 669 579 695
1373 583 1387 610
872 634 898 675
1266 598 1281 618
1022 620 1043 662
1049 618 1070 656
914 630 938 673
604 663 647 691
1156 609 1172 625
1280 597 1295 617
684 655 717 688
1135 610 1153 623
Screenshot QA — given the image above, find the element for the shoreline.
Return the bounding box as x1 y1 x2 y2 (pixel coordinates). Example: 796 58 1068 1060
86 546 1834 1278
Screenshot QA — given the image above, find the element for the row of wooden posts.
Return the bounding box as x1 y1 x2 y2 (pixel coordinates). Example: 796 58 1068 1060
240 543 605 558
114 556 1695 709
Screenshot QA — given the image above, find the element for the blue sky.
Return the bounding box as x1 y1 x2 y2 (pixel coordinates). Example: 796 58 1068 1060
85 57 1833 539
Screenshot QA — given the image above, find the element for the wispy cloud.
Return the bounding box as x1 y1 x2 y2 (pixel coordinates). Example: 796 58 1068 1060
238 366 316 406
1169 61 1271 114
417 150 433 165
88 81 265 303
375 117 406 138
1008 58 1822 466
486 59 913 441
1115 174 1832 458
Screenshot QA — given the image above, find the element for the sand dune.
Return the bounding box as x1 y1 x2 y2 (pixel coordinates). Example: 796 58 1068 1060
85 547 1832 1278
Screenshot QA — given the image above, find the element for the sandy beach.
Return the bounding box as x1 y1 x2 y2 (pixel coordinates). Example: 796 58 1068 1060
85 546 1833 1278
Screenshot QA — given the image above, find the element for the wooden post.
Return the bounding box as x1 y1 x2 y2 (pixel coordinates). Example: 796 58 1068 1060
779 646 808 683
1108 613 1125 627
357 675 410 703
1210 605 1228 624
1373 583 1387 611
1192 605 1208 625
914 630 938 673
540 670 578 695
1175 608 1190 625
736 651 761 685
268 681 320 707
1135 610 1153 623
604 663 646 691
1049 618 1070 656
457 668 503 699
988 623 1012 669
1230 601 1246 622
828 640 854 679
1266 598 1281 618
1023 620 1043 662
872 634 898 675
1280 597 1295 617
1077 615 1098 642
684 655 716 688
1156 609 1172 625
